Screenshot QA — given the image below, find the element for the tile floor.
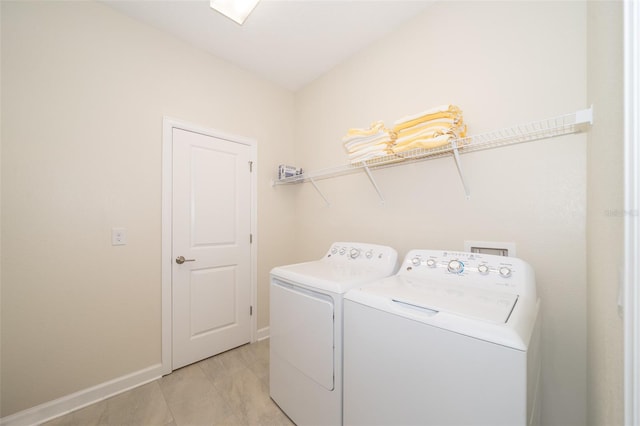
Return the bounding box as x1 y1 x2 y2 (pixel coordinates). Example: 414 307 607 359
42 339 294 426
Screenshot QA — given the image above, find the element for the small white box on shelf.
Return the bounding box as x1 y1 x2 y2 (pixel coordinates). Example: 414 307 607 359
278 164 303 180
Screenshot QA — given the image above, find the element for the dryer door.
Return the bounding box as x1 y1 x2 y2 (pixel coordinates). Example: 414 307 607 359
270 279 335 390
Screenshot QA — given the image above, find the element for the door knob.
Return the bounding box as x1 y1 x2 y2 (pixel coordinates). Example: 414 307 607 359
176 256 196 264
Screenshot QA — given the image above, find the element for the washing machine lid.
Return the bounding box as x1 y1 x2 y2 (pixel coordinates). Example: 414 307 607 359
388 277 518 324
345 275 537 350
271 260 394 294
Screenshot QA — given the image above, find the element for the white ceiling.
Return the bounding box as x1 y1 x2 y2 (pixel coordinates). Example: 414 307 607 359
102 0 433 91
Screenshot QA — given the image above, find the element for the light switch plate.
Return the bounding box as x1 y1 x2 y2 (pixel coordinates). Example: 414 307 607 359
112 228 127 246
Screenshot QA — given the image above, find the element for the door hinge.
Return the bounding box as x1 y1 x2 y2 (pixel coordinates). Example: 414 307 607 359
250 233 253 244
250 305 253 316
249 161 253 172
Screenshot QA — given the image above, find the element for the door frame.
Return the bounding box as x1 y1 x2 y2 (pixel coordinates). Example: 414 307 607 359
161 117 258 375
624 0 640 423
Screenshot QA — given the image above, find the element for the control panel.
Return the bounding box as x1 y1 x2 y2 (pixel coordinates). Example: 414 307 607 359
400 249 536 298
325 242 398 268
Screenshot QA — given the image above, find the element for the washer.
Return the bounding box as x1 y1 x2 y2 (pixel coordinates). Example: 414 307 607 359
270 242 398 426
343 249 541 426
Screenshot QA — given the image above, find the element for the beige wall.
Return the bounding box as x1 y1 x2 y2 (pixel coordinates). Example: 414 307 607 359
0 1 296 416
293 2 587 425
586 1 625 425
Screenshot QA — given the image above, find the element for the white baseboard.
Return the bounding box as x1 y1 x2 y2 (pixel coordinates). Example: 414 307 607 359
2 328 270 426
256 326 269 341
0 363 164 426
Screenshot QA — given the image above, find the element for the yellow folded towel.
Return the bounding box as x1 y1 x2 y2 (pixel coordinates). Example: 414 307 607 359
394 113 462 133
342 104 466 162
392 133 454 153
395 127 449 144
393 104 461 125
348 143 393 159
394 117 456 134
343 121 386 139
393 105 462 133
343 121 396 158
344 133 393 152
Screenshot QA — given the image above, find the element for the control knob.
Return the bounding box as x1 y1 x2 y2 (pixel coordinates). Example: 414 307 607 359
447 259 464 274
339 247 346 255
478 264 490 275
426 259 437 268
498 266 512 278
411 257 421 266
365 250 373 259
349 248 361 259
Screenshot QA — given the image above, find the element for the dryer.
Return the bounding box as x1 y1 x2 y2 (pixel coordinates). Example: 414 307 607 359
270 242 398 426
343 249 541 426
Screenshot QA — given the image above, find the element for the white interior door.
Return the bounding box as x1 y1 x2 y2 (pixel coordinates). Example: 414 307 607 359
171 127 253 370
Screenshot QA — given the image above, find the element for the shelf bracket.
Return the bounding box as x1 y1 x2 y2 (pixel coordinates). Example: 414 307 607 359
451 141 471 199
362 164 385 204
575 105 594 125
309 177 331 206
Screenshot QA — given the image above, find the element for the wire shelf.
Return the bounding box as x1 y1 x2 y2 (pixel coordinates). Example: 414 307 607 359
274 107 592 187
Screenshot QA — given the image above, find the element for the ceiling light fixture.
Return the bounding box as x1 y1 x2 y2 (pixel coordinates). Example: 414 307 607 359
210 0 261 25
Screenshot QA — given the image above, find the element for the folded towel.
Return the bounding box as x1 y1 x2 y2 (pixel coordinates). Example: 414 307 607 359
393 104 461 126
395 126 448 143
392 117 457 136
343 121 396 161
394 113 462 133
343 121 386 138
348 143 393 159
392 133 455 153
343 131 392 149
397 124 466 144
342 104 466 163
393 105 463 133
